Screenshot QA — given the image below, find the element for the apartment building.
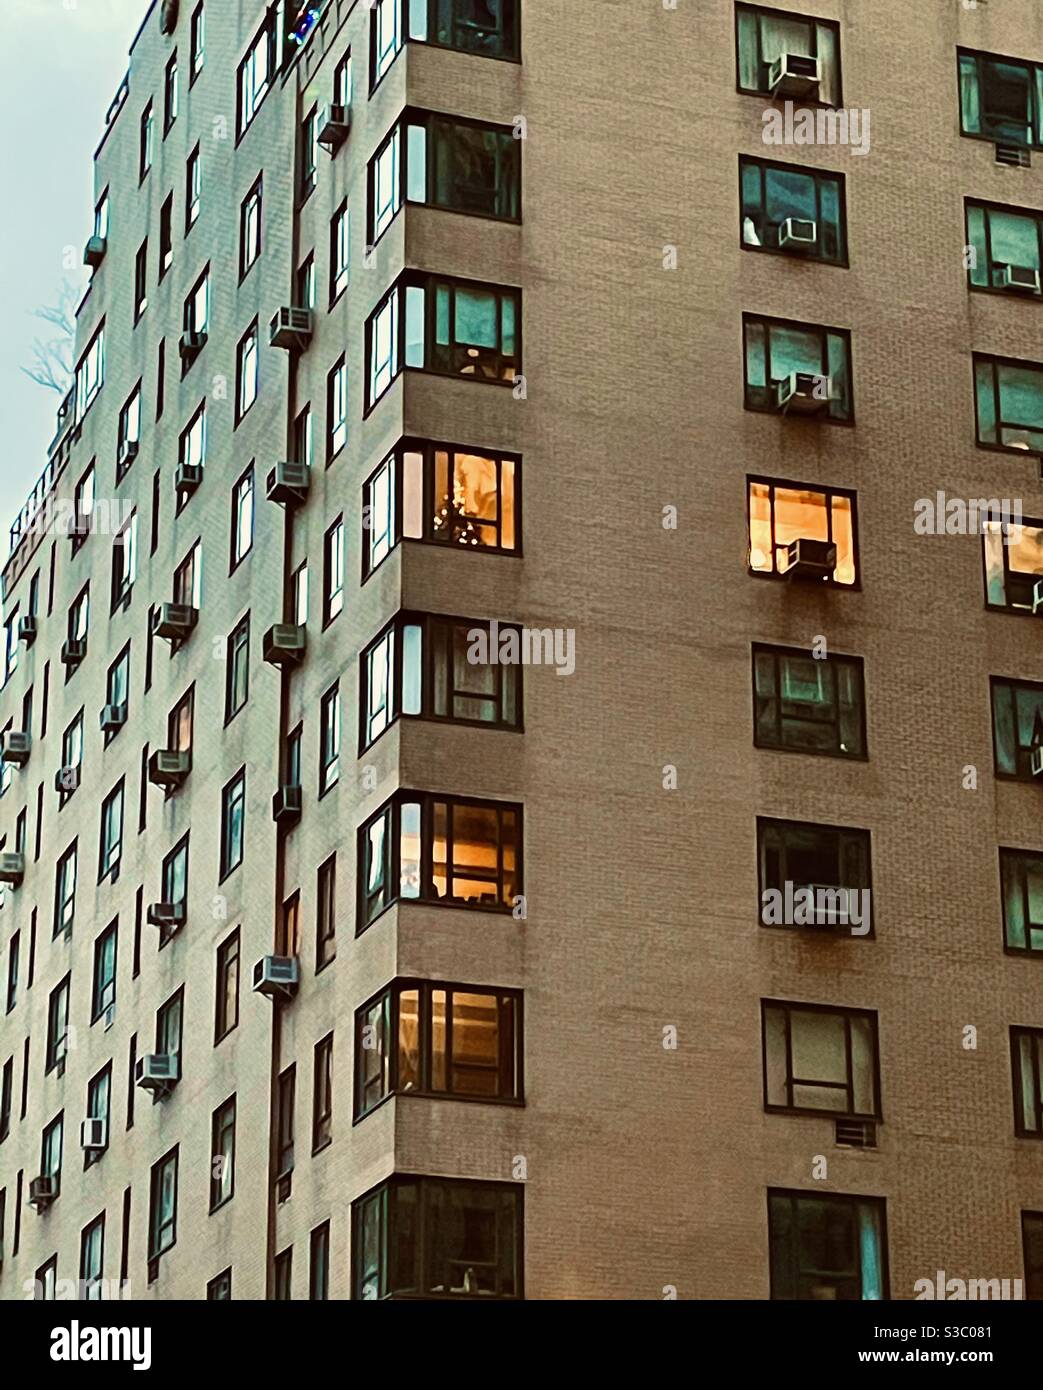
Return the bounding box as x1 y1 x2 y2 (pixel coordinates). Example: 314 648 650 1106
0 0 1042 1302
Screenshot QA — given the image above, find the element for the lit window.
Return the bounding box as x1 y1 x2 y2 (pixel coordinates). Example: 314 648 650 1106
748 478 856 584
237 12 277 136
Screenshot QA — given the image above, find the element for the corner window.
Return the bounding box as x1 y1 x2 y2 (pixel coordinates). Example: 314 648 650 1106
992 676 1043 780
747 477 856 584
355 979 522 1117
353 1175 522 1300
958 48 1043 149
736 3 841 105
966 200 1043 296
1000 848 1043 956
365 272 520 410
739 156 845 264
768 1190 886 1299
743 313 853 423
1011 1027 1043 1136
360 612 522 748
762 1000 879 1119
757 817 872 930
359 791 522 929
973 354 1043 454
753 644 866 757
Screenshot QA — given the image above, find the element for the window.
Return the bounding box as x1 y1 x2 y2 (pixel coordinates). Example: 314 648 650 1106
966 200 1043 297
973 355 1043 454
0 1058 11 1140
237 10 278 136
1000 848 1043 956
747 477 856 584
371 0 404 83
240 176 262 278
173 540 202 609
148 1148 178 1260
372 0 519 78
156 990 183 1066
164 51 178 131
361 613 522 748
178 404 207 490
54 843 77 938
295 404 313 472
80 1214 104 1299
323 518 344 624
285 725 302 794
6 932 18 1013
190 3 205 81
353 1175 522 1300
359 791 522 929
225 615 250 721
753 645 866 757
762 1000 879 1119
768 1190 886 1299
207 1269 232 1300
366 273 520 409
59 714 83 802
156 340 165 422
41 1112 64 1193
85 1065 111 1167
160 835 188 921
68 584 90 652
1024 1212 1043 1299
356 979 522 1117
228 470 255 572
134 239 148 321
1012 1026 1043 1136
984 518 1043 612
168 686 194 758
93 191 109 242
958 48 1043 149
992 676 1043 780
215 929 240 1042
316 855 336 970
186 145 201 230
743 313 853 422
75 325 105 420
139 101 153 179
300 107 319 200
46 976 70 1072
117 384 141 480
275 1249 293 1299
330 200 349 303
220 770 246 878
369 110 520 244
298 254 316 311
739 156 845 264
319 685 340 794
184 267 210 337
334 49 352 106
105 648 129 741
276 1066 295 1176
757 817 872 931
35 1255 58 1301
326 356 348 459
98 782 124 881
310 1222 330 1300
312 1034 333 1152
293 562 309 626
235 323 259 422
111 514 137 610
210 1096 235 1210
91 923 117 1022
736 4 841 105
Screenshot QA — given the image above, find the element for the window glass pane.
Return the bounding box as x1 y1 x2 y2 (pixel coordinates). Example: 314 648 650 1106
450 991 500 1095
402 623 423 714
431 988 447 1091
404 286 425 366
450 803 499 903
403 450 424 539
399 989 420 1090
407 123 427 202
400 802 421 898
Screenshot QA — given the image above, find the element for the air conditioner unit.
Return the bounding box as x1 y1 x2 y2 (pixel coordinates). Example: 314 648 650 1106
146 900 187 930
80 1117 108 1152
83 235 107 268
253 955 301 1000
263 623 307 668
99 703 128 734
118 439 140 469
317 103 352 153
28 1175 58 1210
780 538 837 581
147 749 191 788
804 883 852 929
174 460 203 498
272 784 303 826
835 1118 877 1149
1032 579 1043 615
152 602 198 641
997 263 1041 293
178 329 207 360
0 853 25 886
769 52 821 99
266 462 310 505
776 371 834 416
60 638 87 668
1 731 31 766
135 1053 179 1095
17 615 37 647
269 307 313 352
54 766 81 794
778 217 818 249
1032 747 1043 778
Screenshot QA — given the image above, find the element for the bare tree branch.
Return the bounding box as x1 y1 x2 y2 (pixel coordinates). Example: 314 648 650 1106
20 278 78 396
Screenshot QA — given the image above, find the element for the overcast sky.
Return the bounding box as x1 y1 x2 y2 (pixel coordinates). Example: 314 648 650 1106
0 0 145 554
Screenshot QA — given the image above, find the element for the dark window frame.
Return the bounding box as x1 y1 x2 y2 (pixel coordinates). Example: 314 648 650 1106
734 2 842 104
767 1187 888 1300
756 815 874 936
214 927 241 1043
991 675 1043 781
964 197 1043 300
1011 1026 1043 1137
761 998 881 1121
752 642 868 760
972 352 1043 456
746 474 859 588
738 154 847 267
957 46 1043 150
981 515 1043 615
999 846 1043 957
742 311 854 425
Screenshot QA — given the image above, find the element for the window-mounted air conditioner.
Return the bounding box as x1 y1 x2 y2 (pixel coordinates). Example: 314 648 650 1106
135 1053 179 1095
178 329 207 361
60 638 87 668
147 749 191 788
83 236 107 269
317 104 351 154
769 52 820 100
269 308 313 352
152 602 198 641
780 538 837 581
272 784 303 826
778 217 818 249
146 900 187 930
100 703 128 735
253 955 301 1000
28 1175 58 1210
776 371 834 416
1 731 31 766
174 460 203 498
17 615 37 647
0 853 25 886
80 1117 108 1152
998 263 1041 293
263 623 307 668
266 462 310 506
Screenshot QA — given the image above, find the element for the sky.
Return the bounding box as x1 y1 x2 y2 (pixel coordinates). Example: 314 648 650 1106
0 0 146 556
